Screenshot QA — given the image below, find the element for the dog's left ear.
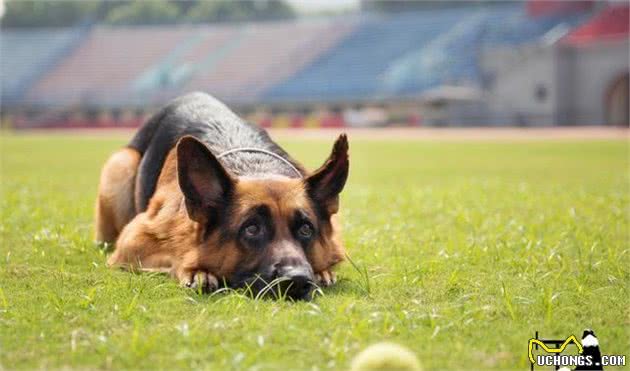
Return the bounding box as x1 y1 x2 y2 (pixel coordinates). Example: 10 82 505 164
305 134 349 215
177 136 235 224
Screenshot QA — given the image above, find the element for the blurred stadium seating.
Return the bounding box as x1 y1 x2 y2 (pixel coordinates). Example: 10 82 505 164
28 27 197 106
383 3 590 95
1 27 88 103
3 2 590 105
1 1 627 127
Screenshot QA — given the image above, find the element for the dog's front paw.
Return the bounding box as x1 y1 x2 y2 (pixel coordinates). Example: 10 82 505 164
179 270 219 293
315 269 337 287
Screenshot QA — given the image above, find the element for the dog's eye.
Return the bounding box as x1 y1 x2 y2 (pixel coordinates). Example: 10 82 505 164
244 223 262 238
297 223 313 239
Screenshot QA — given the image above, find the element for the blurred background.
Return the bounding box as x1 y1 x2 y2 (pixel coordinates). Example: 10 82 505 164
0 0 628 130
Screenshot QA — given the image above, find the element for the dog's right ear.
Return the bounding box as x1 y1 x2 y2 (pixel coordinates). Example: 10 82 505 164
177 136 235 224
305 134 349 216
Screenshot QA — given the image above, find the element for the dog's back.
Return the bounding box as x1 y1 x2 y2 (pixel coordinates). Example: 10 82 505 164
128 92 304 212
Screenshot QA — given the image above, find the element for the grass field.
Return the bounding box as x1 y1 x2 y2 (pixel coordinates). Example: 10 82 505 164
1 133 628 370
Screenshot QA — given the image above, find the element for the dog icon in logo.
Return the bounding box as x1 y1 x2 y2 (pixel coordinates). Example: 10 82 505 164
574 329 603 371
554 329 603 371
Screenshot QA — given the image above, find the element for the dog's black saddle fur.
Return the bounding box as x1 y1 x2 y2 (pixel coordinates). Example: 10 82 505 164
128 92 304 212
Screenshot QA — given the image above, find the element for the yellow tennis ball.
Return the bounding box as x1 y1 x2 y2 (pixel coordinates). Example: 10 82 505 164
350 342 422 371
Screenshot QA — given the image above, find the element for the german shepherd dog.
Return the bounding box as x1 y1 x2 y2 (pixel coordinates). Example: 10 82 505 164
95 93 348 300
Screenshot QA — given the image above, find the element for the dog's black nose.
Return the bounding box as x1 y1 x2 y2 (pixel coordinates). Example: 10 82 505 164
276 266 314 300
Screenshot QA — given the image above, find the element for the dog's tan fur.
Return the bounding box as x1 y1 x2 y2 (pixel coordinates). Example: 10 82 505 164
94 148 140 243
96 139 346 289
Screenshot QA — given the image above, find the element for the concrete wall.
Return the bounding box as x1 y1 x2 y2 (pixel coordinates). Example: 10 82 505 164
556 39 629 125
481 38 629 126
481 43 557 126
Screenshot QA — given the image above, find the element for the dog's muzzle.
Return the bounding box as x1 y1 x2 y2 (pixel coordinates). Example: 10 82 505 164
230 264 315 301
273 265 315 300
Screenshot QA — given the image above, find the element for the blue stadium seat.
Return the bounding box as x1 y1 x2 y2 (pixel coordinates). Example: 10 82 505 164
264 3 592 101
1 28 86 102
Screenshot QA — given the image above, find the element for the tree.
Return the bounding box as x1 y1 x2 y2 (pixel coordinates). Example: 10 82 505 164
1 0 296 28
186 0 294 24
256 0 295 21
362 0 504 13
104 0 180 26
1 0 100 28
186 1 252 23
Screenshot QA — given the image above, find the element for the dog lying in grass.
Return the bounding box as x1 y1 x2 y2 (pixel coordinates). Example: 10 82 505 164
94 92 348 300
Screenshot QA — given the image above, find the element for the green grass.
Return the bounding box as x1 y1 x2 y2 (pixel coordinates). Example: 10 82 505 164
1 133 628 370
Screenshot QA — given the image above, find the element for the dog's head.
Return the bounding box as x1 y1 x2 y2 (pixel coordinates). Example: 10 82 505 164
176 135 349 300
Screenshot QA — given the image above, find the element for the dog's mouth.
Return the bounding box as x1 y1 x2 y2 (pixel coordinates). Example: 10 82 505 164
228 275 315 301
